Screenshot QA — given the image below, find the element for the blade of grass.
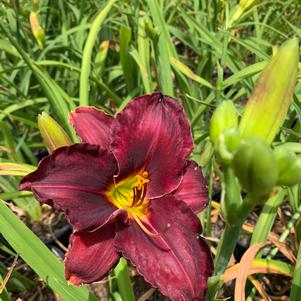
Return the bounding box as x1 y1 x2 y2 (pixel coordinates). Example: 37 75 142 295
148 0 174 96
0 199 99 301
79 0 116 105
130 48 153 94
120 27 136 94
0 256 18 295
0 261 34 293
290 239 301 300
114 258 135 301
250 189 286 245
170 57 213 89
0 24 75 136
0 274 10 301
0 177 40 221
0 121 23 163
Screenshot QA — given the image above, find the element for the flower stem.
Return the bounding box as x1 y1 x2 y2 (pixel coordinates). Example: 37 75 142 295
290 238 301 300
205 197 255 301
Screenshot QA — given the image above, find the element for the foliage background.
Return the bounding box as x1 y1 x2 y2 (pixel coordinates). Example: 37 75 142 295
0 0 301 300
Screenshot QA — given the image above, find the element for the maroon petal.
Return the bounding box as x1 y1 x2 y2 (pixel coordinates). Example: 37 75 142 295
65 222 120 285
69 107 113 149
173 160 208 213
20 144 118 231
115 196 213 301
111 93 194 199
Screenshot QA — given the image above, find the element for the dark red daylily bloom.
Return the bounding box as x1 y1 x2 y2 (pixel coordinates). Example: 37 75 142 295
20 93 213 301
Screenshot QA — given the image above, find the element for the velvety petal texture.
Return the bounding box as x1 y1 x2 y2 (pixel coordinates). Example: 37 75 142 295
69 107 113 149
20 144 118 231
111 93 194 198
65 223 120 285
173 160 208 213
20 93 213 301
115 196 213 301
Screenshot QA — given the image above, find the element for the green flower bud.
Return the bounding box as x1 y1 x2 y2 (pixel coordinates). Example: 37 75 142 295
38 112 72 153
215 127 241 165
232 137 277 197
231 0 256 23
274 148 301 186
30 11 45 49
224 127 241 153
239 38 299 144
210 101 238 144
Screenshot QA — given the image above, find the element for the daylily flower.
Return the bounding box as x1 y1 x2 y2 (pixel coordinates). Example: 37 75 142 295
20 93 213 301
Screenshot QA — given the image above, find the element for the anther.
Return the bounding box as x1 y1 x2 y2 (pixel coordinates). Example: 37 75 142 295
135 184 147 207
130 172 149 207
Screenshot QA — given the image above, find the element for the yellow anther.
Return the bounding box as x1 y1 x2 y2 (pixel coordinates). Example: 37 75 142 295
131 173 149 190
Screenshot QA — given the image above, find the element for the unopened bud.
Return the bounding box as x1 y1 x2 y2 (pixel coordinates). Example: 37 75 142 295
239 38 299 144
210 100 238 144
38 112 72 153
232 137 277 197
240 0 256 9
30 12 45 49
215 127 241 165
274 148 301 186
231 0 256 23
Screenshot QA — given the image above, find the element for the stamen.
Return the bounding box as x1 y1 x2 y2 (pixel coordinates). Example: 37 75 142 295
135 184 147 207
131 214 161 237
130 186 141 207
131 214 171 238
130 172 149 207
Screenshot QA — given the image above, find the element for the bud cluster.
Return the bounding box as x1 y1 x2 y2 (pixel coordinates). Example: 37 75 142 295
210 38 300 198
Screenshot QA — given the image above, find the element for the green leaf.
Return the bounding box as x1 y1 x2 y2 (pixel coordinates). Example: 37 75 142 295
148 0 174 96
0 200 98 301
79 0 116 105
291 240 301 300
119 27 136 94
0 261 34 293
250 189 286 245
0 274 11 301
114 258 135 301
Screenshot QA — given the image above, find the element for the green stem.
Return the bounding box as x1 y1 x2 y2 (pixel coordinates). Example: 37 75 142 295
290 239 301 300
79 0 116 106
206 198 255 301
222 166 242 226
251 189 286 245
268 202 301 259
